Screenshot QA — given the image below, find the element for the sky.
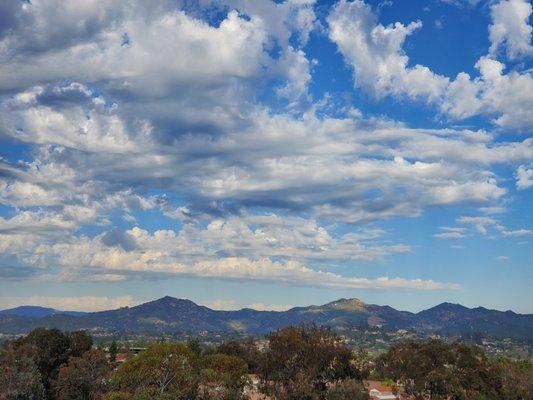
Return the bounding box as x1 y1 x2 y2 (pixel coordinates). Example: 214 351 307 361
0 0 532 313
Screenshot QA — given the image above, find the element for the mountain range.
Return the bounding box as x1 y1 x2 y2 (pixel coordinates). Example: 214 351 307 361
0 297 531 341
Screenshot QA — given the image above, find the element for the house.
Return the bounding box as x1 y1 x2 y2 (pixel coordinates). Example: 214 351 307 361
363 380 401 400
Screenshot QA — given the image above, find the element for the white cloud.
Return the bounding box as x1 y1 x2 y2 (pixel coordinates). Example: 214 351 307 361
457 215 499 234
472 57 533 130
457 215 532 237
0 211 76 234
440 0 481 7
500 228 533 236
516 164 533 189
275 46 312 106
0 1 530 232
247 302 294 312
328 0 533 130
479 205 507 214
204 299 294 311
204 299 240 311
328 0 448 101
0 223 455 291
0 0 530 291
0 0 316 109
0 8 268 92
434 227 468 239
489 0 533 60
3 97 526 227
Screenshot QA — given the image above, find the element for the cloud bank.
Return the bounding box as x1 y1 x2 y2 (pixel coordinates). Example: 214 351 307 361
0 0 532 292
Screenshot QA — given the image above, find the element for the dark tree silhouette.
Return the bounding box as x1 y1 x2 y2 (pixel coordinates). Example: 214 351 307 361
53 349 109 400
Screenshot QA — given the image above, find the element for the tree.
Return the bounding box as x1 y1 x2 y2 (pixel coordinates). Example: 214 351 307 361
110 340 118 363
69 331 93 357
199 353 249 400
187 339 203 358
53 349 110 400
0 343 45 400
9 328 94 399
110 342 197 399
258 325 363 400
325 379 369 400
375 339 507 399
214 338 261 373
14 328 71 398
493 358 533 400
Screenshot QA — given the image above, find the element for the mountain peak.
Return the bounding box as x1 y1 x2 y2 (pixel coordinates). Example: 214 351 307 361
416 302 471 320
136 296 200 310
433 302 469 311
160 295 178 302
326 298 367 311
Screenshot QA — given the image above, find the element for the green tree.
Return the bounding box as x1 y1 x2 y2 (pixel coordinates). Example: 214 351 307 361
325 379 369 400
109 342 197 399
214 338 261 373
199 353 249 400
492 358 533 400
68 331 93 357
0 343 46 400
53 349 110 400
258 325 363 400
187 339 203 358
110 340 118 363
375 339 506 400
14 328 71 398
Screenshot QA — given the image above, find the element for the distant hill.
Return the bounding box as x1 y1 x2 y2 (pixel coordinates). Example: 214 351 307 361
414 302 533 340
0 305 87 318
0 297 531 340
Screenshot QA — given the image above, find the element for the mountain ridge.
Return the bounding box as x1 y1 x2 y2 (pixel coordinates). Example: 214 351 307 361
0 297 531 340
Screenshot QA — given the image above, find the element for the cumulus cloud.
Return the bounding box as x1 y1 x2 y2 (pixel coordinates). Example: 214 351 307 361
1 1 530 230
516 164 533 189
3 89 527 226
0 211 76 235
328 0 448 101
0 222 455 290
0 0 530 292
328 0 533 130
489 0 533 60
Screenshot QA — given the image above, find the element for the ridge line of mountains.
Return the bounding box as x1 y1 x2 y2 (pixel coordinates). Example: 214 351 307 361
1 296 531 340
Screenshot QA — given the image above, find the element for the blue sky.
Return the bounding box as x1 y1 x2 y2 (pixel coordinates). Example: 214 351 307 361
0 0 532 313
